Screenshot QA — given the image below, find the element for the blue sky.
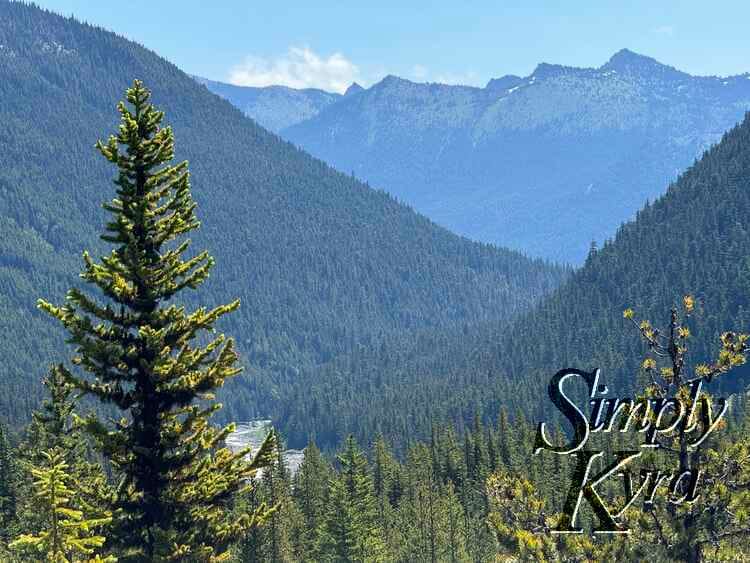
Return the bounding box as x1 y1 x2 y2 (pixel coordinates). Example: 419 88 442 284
34 1 750 93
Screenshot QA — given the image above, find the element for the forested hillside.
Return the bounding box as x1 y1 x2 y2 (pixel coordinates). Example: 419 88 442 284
267 50 750 263
0 1 566 427
3 2 750 561
263 112 750 451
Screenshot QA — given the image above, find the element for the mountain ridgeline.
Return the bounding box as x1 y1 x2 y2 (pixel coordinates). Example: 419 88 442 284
4 3 750 560
204 50 750 263
192 75 342 133
0 1 566 427
3 0 750 460
263 112 750 451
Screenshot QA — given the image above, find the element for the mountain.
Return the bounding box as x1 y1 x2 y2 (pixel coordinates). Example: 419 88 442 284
344 82 364 96
266 113 750 451
221 49 750 264
192 76 341 132
0 2 566 427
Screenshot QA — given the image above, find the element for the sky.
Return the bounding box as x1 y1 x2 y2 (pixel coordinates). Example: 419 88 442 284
33 1 750 94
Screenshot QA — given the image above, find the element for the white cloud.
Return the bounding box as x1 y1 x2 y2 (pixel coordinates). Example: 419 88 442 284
229 47 359 93
651 25 675 36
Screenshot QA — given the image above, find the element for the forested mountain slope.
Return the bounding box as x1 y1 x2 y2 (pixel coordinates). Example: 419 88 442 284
271 50 750 263
265 113 750 450
0 2 566 426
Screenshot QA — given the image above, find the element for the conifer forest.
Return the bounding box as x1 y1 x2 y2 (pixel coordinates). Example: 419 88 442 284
2 2 750 561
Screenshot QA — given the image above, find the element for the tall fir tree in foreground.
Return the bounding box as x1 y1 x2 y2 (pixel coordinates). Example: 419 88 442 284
38 80 275 561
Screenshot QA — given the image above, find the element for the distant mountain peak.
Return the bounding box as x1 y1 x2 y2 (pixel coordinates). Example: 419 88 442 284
485 75 523 92
345 82 364 96
366 75 418 94
601 48 681 76
378 74 410 86
530 62 580 80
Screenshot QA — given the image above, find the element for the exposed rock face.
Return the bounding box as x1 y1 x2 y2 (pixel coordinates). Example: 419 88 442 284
212 49 750 263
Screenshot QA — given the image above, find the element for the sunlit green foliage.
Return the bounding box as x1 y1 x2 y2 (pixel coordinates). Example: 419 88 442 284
37 80 276 561
0 0 565 437
9 450 114 563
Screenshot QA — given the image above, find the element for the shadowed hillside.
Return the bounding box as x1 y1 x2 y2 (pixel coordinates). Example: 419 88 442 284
0 1 566 426
267 113 750 450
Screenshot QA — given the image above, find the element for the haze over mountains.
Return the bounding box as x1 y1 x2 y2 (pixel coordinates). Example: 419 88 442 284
0 1 565 425
4 3 750 559
200 50 750 263
271 114 750 450
3 0 750 455
192 76 342 133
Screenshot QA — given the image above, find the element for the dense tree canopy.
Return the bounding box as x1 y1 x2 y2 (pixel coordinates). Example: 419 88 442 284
268 112 750 451
2 3 750 561
0 0 565 431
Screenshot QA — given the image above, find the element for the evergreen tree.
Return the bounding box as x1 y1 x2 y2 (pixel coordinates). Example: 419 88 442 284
262 441 298 562
619 299 750 561
496 408 513 470
316 436 385 562
442 482 469 563
371 435 398 552
236 486 264 563
9 449 114 563
25 366 77 454
470 414 487 484
21 366 106 487
14 365 111 552
238 434 302 563
0 421 17 543
486 469 568 562
292 441 330 559
339 437 386 562
37 80 275 561
315 473 356 562
393 445 444 562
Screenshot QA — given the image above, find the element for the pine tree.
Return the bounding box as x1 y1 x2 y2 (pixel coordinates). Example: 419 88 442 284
371 435 397 551
37 80 275 561
340 437 386 562
262 441 290 562
619 299 750 561
26 366 77 454
14 365 110 551
236 435 301 563
470 414 487 484
22 366 105 484
486 469 558 562
9 449 114 563
439 427 462 489
315 473 355 561
0 421 17 542
253 435 303 562
236 485 264 563
292 441 330 558
496 408 513 470
442 482 468 563
316 436 385 562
